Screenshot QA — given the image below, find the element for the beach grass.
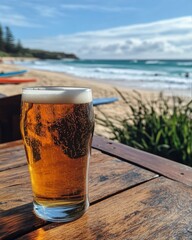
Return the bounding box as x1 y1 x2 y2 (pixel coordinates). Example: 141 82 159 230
96 90 192 167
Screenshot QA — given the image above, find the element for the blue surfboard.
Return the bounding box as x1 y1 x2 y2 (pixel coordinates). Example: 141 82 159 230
93 97 118 106
0 70 28 78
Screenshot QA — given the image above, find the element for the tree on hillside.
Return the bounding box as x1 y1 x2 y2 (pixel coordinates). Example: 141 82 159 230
0 25 4 51
4 26 15 53
15 40 23 53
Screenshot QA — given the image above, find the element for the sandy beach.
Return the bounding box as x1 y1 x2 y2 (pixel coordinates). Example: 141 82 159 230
0 62 188 138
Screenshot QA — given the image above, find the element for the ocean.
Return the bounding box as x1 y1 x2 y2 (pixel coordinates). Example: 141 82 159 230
12 59 192 97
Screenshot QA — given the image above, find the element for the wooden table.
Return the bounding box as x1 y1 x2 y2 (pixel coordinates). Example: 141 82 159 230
1 135 192 240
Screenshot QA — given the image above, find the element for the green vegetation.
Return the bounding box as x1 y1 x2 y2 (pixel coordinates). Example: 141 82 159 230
22 48 78 60
0 25 18 54
97 91 192 167
0 24 78 59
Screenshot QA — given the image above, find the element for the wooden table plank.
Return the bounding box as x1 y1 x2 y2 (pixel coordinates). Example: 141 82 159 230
0 140 23 150
0 151 157 239
93 135 192 186
0 147 26 172
15 177 192 240
2 136 191 239
0 203 44 240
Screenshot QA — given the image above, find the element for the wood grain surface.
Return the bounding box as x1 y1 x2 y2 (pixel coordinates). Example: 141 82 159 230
16 177 192 240
0 140 22 150
0 146 157 239
93 135 192 186
1 137 191 240
0 145 26 172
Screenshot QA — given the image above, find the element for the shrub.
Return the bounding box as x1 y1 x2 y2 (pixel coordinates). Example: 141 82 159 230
0 51 9 57
96 91 192 167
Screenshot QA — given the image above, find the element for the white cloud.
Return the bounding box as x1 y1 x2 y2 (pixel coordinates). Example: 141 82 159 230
61 4 137 12
1 15 42 28
28 5 66 18
23 16 192 59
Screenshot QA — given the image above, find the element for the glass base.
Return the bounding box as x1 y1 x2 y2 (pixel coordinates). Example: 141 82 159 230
33 200 89 223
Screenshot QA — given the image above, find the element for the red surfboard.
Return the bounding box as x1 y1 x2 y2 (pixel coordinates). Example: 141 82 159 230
0 78 36 84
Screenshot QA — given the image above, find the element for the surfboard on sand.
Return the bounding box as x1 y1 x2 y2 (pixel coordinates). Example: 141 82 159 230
0 70 28 78
93 97 118 106
0 78 36 84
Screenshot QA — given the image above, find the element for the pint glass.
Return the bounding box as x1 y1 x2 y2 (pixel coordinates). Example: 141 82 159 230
20 87 94 222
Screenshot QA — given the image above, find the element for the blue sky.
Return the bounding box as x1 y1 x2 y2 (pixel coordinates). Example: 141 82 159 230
1 0 192 59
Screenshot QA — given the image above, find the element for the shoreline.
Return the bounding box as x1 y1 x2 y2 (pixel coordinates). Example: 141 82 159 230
0 63 161 97
3 58 191 99
0 63 190 138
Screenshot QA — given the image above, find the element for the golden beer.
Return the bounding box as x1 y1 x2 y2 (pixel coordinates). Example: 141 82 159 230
20 87 94 222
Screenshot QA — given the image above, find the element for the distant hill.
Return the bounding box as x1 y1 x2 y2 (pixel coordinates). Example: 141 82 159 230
0 24 79 60
22 48 79 60
0 48 79 60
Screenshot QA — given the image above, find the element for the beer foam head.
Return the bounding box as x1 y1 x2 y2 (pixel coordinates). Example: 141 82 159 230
22 87 93 104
